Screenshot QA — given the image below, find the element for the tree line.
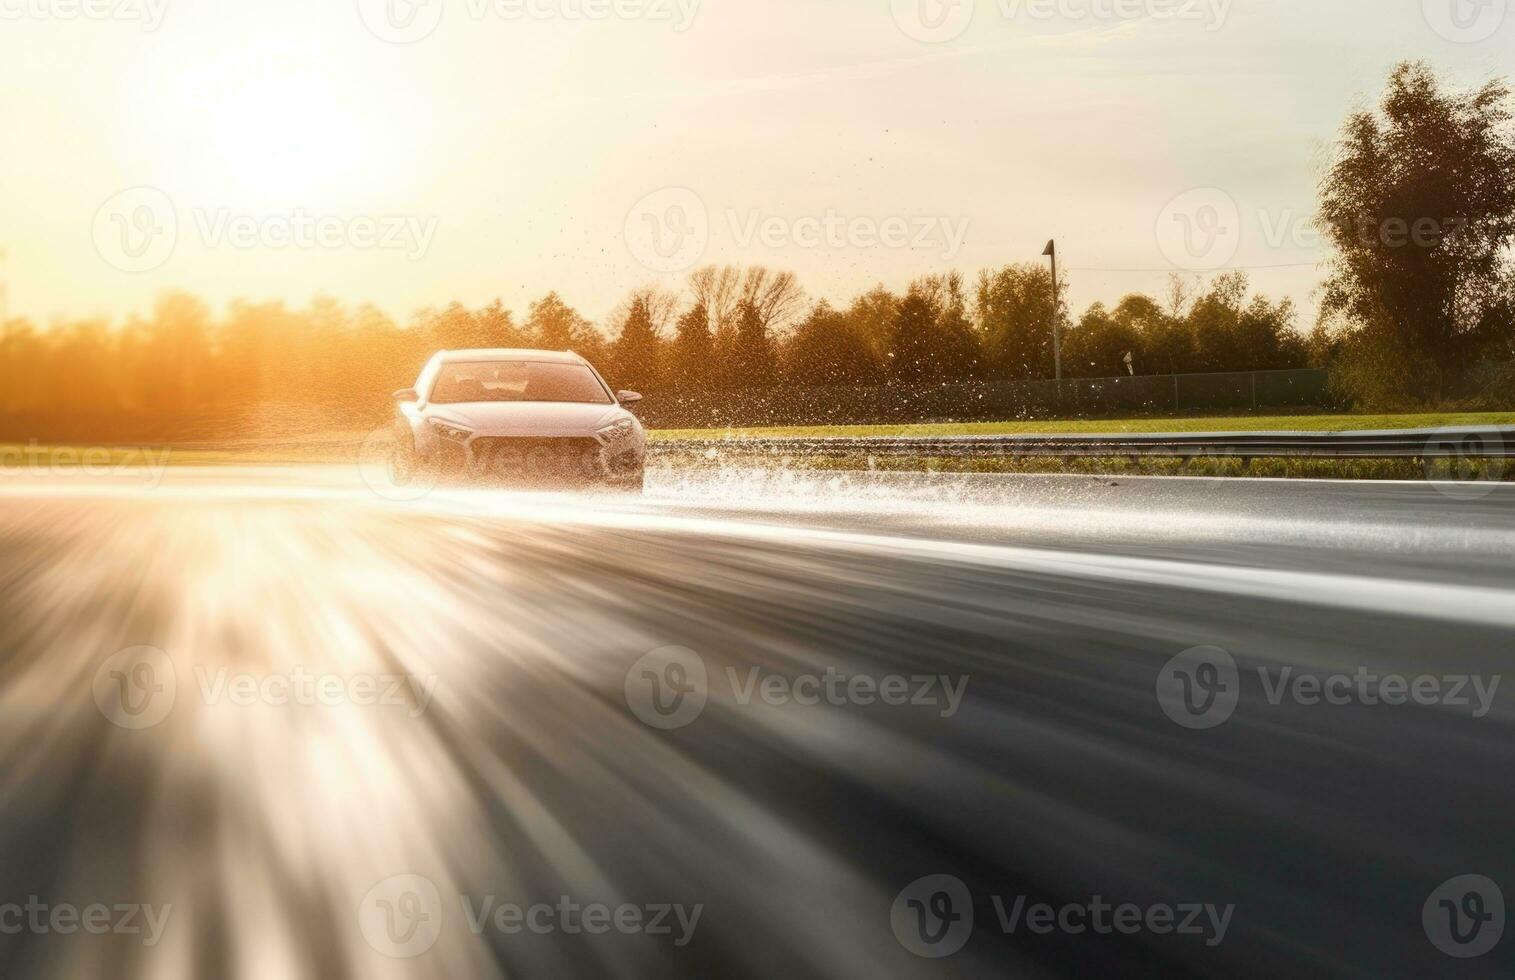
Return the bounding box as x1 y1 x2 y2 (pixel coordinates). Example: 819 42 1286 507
2 60 1511 425
0 263 1307 423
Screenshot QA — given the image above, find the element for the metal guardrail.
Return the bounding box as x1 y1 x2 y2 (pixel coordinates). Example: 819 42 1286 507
636 369 1332 429
652 427 1514 461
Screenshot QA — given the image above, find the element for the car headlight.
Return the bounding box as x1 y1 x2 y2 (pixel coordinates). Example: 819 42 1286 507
597 419 636 442
428 419 473 443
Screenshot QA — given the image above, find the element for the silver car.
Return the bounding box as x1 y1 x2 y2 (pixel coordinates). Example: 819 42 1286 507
389 349 647 491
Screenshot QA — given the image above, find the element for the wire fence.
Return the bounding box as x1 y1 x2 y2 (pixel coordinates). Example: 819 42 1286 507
639 369 1331 428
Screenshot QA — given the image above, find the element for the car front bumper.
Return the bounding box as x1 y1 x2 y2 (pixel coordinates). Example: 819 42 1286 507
449 435 642 483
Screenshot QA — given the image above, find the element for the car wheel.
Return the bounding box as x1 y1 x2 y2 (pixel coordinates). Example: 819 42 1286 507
605 470 644 494
389 434 420 487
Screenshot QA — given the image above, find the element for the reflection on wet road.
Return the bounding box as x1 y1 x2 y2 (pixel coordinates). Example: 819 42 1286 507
1 467 1512 978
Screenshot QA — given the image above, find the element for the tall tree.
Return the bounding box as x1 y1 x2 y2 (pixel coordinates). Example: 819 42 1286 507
687 265 743 338
975 263 1062 380
1063 303 1142 379
888 287 941 384
1125 293 1192 375
731 300 778 386
1318 61 1515 403
476 300 525 348
845 286 899 364
0 318 46 412
143 292 215 413
422 301 486 352
1186 272 1251 373
668 302 715 391
913 272 984 380
609 292 667 392
524 292 592 351
739 266 806 334
783 301 885 388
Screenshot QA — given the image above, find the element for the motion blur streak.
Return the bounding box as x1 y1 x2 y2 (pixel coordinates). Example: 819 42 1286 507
0 467 1512 978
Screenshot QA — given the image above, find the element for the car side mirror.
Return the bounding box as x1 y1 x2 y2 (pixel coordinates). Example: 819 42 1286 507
393 388 420 403
617 390 643 405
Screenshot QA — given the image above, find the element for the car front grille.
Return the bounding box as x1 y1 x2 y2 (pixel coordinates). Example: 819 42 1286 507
468 437 604 480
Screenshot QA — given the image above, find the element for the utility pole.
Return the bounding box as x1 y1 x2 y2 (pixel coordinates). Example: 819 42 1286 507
1042 239 1062 381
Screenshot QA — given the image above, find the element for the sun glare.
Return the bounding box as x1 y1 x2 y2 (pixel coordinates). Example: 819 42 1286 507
208 61 367 198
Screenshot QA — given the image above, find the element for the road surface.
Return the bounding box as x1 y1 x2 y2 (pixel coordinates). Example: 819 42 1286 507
0 465 1511 977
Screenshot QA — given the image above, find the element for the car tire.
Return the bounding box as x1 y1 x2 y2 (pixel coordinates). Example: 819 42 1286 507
389 433 420 487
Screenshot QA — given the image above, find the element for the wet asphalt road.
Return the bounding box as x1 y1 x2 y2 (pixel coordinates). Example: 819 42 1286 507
0 465 1511 978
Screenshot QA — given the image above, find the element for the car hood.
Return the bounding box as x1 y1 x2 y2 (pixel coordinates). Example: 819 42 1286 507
429 401 626 436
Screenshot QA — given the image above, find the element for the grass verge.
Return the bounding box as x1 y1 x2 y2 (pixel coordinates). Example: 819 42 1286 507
661 454 1506 482
649 411 1515 441
3 413 1509 483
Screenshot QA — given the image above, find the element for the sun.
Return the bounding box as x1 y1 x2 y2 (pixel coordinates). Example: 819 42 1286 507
210 61 367 199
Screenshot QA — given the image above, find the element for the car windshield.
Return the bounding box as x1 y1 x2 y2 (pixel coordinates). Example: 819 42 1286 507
429 361 612 405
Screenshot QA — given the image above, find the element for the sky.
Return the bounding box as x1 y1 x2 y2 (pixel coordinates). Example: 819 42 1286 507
0 0 1512 331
